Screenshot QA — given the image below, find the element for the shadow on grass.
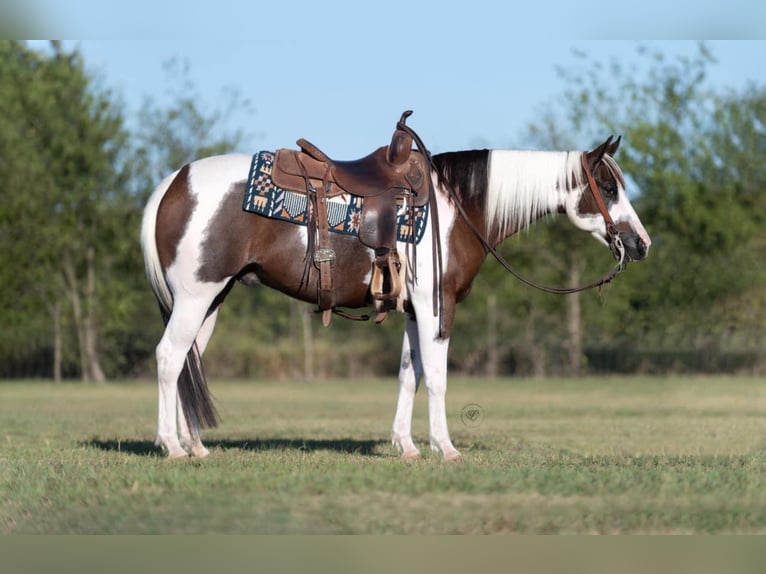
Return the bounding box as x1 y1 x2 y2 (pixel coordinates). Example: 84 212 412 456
82 437 386 457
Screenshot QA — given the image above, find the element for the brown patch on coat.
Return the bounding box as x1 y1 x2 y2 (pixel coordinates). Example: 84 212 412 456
197 181 373 308
577 161 618 217
441 191 492 338
155 165 196 270
196 181 253 283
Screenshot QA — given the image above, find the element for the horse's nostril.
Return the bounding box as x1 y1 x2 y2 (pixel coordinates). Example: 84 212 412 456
636 237 647 258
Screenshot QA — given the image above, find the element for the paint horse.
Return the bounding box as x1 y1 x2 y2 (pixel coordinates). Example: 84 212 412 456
141 113 650 461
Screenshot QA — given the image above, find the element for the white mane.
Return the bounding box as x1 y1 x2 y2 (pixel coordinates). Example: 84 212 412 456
486 150 585 237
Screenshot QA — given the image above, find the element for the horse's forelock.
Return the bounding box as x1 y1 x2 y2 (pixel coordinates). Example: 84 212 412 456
601 154 626 189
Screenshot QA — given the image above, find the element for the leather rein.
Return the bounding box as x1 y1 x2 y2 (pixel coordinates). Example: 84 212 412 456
443 151 627 295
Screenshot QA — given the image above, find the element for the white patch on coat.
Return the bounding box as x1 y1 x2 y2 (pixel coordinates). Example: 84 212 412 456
164 154 252 293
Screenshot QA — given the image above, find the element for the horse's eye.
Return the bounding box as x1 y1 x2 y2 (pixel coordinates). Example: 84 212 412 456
603 183 618 199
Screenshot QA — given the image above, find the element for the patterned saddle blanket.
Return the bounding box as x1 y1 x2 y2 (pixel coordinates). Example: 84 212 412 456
242 151 428 244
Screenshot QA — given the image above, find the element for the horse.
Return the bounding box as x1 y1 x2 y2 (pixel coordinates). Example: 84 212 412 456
140 122 651 461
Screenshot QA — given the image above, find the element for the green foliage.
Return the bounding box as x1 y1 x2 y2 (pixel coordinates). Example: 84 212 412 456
0 44 253 379
0 41 130 378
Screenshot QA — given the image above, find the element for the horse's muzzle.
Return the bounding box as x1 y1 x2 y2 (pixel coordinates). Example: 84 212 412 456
620 232 649 262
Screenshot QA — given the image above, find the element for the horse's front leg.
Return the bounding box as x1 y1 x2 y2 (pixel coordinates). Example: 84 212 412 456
421 340 462 462
392 315 424 460
415 312 462 462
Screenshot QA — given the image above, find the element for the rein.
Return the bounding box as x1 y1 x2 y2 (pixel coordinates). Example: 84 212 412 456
395 113 446 335
444 151 627 295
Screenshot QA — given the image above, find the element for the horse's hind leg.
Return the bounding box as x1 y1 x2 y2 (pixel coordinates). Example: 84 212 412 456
156 290 223 458
177 307 220 458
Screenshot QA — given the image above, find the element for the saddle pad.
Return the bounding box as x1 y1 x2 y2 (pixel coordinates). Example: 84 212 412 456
242 151 428 244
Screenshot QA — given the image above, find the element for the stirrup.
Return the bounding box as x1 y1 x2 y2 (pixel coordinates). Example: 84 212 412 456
370 251 402 301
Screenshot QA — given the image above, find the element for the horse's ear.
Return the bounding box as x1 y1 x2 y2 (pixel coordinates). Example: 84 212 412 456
607 135 621 156
586 136 613 168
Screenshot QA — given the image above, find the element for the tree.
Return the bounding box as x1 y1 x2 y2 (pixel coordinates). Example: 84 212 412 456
0 41 132 381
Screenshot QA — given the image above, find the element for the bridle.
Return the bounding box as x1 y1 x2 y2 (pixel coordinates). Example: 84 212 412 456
580 153 626 268
446 151 627 295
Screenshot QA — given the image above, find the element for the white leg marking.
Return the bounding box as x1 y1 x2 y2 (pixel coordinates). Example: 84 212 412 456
176 307 220 458
155 296 213 458
391 316 423 460
155 333 191 458
416 320 461 462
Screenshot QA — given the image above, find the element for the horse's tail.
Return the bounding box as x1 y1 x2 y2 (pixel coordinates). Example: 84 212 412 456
140 171 219 429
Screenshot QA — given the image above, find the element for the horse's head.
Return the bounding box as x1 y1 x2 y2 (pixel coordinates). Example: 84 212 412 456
565 136 651 263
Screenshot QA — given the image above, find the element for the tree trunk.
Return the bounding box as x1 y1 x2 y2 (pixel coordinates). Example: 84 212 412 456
526 306 546 378
53 299 62 383
62 248 106 383
84 245 106 383
62 253 88 382
566 253 584 377
486 293 499 378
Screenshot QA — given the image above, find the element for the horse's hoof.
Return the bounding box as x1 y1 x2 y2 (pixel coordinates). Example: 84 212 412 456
166 449 189 460
192 446 210 458
401 450 422 461
444 451 463 463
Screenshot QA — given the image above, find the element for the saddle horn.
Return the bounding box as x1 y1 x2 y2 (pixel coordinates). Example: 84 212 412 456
388 111 415 166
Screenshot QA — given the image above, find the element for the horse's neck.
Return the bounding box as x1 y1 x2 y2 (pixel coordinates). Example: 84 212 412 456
432 148 576 246
484 149 576 246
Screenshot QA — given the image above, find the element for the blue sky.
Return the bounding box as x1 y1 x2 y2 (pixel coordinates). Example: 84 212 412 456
20 2 766 158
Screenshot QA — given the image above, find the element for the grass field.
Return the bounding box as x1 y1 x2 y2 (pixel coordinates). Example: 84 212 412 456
1 376 766 534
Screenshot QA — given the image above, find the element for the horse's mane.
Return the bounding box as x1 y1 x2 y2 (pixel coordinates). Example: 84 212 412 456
431 150 490 206
485 150 585 236
432 149 587 237
432 149 625 236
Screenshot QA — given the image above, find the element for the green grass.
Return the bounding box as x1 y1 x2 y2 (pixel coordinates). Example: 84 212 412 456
1 376 766 533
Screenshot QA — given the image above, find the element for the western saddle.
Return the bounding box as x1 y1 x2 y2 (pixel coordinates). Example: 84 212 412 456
271 110 432 326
